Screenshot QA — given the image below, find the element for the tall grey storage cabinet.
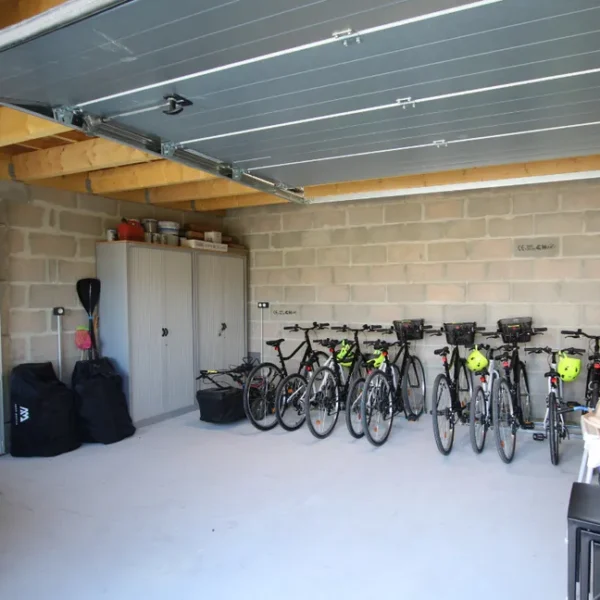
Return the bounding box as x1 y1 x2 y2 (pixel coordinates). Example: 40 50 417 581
96 242 247 426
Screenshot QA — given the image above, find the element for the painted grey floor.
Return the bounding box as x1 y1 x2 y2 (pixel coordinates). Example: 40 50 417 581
0 413 580 600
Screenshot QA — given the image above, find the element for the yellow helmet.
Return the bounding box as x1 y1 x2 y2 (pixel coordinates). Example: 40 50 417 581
557 353 581 382
466 346 489 373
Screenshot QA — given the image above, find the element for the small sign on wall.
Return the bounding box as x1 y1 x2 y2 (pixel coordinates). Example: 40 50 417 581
513 237 559 258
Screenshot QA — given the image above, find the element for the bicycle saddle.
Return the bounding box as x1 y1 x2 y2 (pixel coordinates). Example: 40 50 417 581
434 346 450 356
266 338 285 347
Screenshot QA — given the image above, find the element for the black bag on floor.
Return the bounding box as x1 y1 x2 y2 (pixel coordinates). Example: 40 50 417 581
72 358 135 444
10 362 81 457
196 387 245 423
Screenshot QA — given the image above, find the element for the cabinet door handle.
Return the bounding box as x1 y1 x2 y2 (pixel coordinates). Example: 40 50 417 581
164 328 169 337
161 328 166 337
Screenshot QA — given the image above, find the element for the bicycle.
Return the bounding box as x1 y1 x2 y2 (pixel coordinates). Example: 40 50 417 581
525 346 585 465
561 329 600 410
467 342 501 454
431 322 483 455
244 322 329 431
359 319 428 446
197 357 257 389
491 317 546 464
306 324 380 439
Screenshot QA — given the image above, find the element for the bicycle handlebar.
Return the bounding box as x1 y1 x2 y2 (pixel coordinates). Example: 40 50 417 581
561 328 600 341
284 322 330 332
526 346 586 356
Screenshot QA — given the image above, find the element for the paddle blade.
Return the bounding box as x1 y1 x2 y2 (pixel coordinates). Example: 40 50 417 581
76 278 101 316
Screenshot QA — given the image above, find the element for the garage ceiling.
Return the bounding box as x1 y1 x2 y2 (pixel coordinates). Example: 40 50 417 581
2 0 600 203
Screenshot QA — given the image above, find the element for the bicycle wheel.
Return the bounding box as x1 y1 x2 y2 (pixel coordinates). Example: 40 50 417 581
432 373 454 455
306 365 340 439
345 377 365 439
469 386 487 454
548 392 560 466
275 373 307 432
493 378 517 464
243 362 282 431
517 361 531 423
402 356 426 418
362 370 394 447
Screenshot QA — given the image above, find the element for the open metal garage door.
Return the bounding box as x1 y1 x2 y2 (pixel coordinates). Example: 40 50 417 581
2 0 600 202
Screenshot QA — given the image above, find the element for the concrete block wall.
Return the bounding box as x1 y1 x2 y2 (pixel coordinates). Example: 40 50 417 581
0 180 223 444
225 180 600 418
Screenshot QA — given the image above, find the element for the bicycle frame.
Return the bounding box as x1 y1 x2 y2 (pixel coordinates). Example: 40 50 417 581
440 346 469 413
542 353 566 436
272 329 321 376
499 344 527 426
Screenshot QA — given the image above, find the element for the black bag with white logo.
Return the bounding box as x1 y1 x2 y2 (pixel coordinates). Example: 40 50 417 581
10 362 81 457
196 387 246 423
72 358 135 444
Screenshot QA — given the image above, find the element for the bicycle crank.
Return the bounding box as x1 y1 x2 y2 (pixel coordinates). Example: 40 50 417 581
532 433 546 441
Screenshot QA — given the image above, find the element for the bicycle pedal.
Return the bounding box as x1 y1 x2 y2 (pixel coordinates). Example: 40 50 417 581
533 433 546 441
566 402 581 409
406 414 418 422
522 421 535 430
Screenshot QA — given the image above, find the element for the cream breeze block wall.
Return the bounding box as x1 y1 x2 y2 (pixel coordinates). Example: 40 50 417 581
0 180 222 382
225 180 600 418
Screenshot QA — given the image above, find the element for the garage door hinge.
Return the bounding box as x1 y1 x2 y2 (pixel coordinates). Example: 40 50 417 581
53 106 78 125
433 139 448 148
396 97 415 109
231 167 245 181
332 28 362 46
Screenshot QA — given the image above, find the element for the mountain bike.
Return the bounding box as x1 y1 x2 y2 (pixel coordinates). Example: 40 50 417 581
491 317 546 464
561 329 600 410
244 322 329 431
525 346 585 465
306 324 380 439
468 342 501 454
358 319 428 446
431 322 482 455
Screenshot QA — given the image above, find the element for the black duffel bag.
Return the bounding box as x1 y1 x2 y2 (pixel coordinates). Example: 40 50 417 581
72 358 135 444
196 387 245 423
11 362 81 457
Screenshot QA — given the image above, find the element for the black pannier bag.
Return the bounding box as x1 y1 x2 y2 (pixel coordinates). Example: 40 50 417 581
72 358 135 444
10 362 81 457
196 387 245 423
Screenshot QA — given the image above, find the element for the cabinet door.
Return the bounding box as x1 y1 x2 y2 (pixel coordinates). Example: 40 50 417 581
194 253 223 375
128 247 165 423
163 250 195 413
221 255 247 367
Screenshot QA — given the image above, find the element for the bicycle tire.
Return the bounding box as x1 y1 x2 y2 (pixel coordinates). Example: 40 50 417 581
458 360 473 409
432 373 454 455
345 377 365 439
548 392 560 466
305 365 340 439
362 370 394 447
402 356 426 419
244 362 283 431
517 361 532 423
469 385 487 454
493 378 517 464
275 373 307 432
590 377 599 410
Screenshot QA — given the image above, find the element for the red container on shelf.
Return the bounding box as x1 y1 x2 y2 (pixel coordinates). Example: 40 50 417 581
117 219 145 241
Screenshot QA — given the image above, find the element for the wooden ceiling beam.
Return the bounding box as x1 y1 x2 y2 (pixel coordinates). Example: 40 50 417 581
42 160 217 196
167 193 288 212
0 107 71 147
0 0 66 28
9 137 160 180
308 155 600 198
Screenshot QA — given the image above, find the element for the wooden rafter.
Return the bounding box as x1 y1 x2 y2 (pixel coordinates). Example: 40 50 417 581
0 0 66 29
166 193 288 212
9 137 159 180
0 107 71 147
42 160 217 196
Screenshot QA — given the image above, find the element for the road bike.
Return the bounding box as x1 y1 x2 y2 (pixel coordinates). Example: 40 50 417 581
561 328 600 410
491 317 546 463
431 322 482 455
306 324 380 439
358 319 428 446
525 346 585 465
244 322 328 431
